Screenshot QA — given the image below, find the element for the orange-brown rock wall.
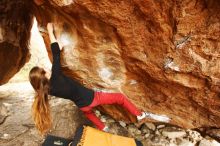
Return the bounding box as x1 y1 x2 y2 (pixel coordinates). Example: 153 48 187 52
32 0 220 129
0 0 33 85
1 0 220 129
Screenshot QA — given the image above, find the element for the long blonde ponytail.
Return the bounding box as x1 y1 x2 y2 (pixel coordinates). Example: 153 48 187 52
29 66 52 135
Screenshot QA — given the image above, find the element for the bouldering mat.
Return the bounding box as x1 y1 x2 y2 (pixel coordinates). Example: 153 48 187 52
70 126 143 146
42 125 143 146
42 135 72 146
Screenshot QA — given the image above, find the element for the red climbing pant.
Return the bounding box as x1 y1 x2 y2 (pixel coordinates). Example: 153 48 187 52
80 92 142 130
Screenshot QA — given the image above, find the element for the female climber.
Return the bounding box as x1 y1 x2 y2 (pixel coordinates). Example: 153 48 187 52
29 23 148 135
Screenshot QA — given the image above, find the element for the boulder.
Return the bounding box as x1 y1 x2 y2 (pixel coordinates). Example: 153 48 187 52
32 0 220 129
0 0 33 85
1 0 220 130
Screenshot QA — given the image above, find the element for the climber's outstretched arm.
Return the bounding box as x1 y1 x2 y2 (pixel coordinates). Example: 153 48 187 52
47 23 57 44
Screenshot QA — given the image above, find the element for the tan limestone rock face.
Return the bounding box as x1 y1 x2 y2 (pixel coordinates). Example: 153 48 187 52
32 0 220 128
0 0 34 85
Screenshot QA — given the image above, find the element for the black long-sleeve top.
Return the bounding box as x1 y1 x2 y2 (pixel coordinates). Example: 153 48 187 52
49 42 94 108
